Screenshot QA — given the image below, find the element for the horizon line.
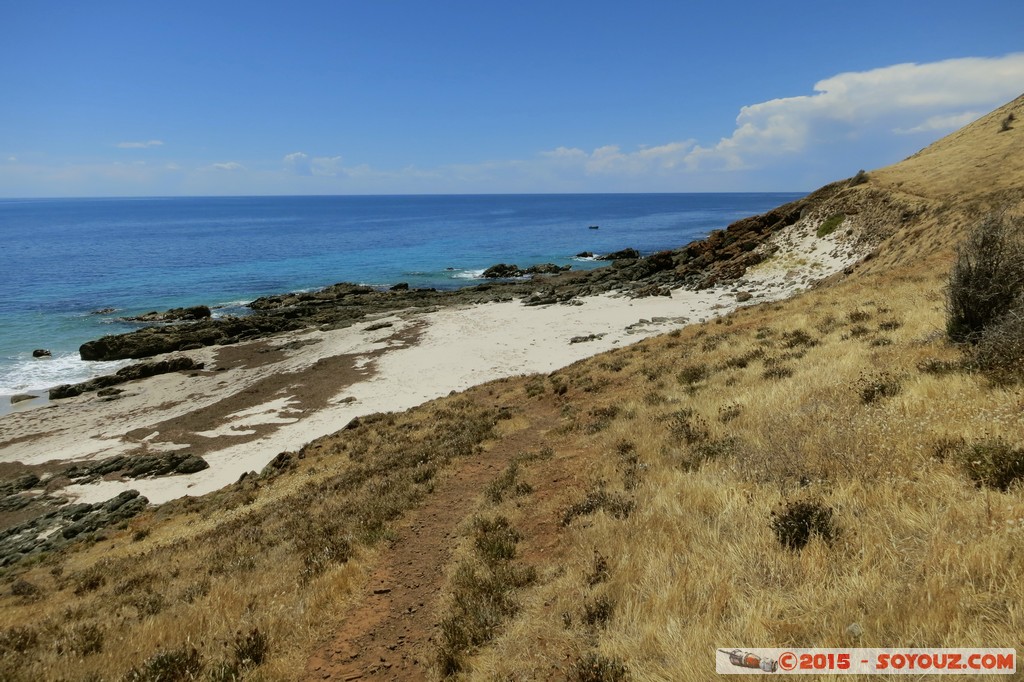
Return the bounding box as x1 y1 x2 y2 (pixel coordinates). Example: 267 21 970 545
0 190 811 202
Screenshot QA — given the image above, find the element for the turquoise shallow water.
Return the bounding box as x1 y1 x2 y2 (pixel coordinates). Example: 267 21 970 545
0 193 802 393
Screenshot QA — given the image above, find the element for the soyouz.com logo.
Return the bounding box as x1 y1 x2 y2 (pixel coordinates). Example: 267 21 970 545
716 648 1017 675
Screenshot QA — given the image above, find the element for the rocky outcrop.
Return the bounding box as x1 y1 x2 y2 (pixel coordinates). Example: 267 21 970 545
63 453 209 483
598 248 640 261
50 356 204 399
0 490 149 566
121 305 212 323
482 263 522 279
32 349 51 358
482 263 571 278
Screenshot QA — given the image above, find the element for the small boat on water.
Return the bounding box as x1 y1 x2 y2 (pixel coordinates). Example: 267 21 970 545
588 225 599 230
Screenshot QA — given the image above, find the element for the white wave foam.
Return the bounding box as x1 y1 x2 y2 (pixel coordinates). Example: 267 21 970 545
450 269 486 280
212 299 253 310
0 353 130 394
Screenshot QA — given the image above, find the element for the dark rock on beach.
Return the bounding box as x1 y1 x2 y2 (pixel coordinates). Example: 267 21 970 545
63 452 210 484
32 349 51 358
50 356 204 399
10 394 36 404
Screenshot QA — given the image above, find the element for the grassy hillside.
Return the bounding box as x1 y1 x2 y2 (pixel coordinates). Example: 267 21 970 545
2 96 1023 681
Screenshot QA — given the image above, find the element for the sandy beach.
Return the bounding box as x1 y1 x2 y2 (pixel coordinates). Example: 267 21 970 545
0 216 861 506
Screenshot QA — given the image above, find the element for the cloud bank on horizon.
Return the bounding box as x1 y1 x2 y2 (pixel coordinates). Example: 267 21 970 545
281 54 1024 192
3 53 1023 197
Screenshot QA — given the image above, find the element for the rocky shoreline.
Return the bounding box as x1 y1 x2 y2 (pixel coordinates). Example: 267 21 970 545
1 180 865 568
77 188 832 363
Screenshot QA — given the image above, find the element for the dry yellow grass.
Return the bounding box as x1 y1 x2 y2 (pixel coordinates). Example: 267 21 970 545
466 263 1024 681
3 95 1024 681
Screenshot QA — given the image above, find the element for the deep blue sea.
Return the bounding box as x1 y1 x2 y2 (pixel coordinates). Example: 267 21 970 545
0 193 802 393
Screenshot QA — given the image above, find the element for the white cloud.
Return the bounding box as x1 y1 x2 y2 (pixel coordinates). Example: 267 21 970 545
311 156 342 176
6 156 15 162
284 152 343 176
284 151 312 175
894 111 983 134
117 140 164 149
209 161 245 171
685 53 1024 170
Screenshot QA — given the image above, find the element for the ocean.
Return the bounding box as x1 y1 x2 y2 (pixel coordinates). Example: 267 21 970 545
0 193 802 394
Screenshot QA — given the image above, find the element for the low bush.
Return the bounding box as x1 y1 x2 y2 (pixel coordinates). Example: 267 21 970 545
587 553 610 586
781 329 818 348
233 627 268 668
770 500 837 550
762 364 794 380
955 439 1024 491
562 490 634 526
0 626 39 656
568 652 629 682
971 301 1024 383
437 516 536 677
817 213 846 238
946 214 1024 343
676 365 709 385
582 595 615 628
668 409 710 445
859 372 902 404
486 461 532 503
123 647 203 682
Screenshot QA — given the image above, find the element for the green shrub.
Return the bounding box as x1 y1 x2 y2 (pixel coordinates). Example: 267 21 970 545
946 214 1024 343
817 214 846 238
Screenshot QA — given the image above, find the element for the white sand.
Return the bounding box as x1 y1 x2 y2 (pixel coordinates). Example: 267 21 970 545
0 222 862 506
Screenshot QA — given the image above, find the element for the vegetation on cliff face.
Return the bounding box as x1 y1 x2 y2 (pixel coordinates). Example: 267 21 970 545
0 94 1022 680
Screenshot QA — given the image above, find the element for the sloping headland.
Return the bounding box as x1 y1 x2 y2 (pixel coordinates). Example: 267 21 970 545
0 94 1021 681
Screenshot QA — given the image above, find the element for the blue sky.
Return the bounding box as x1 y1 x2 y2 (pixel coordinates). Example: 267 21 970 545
1 1 1023 197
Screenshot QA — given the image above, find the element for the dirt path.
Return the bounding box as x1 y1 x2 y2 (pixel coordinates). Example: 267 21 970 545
305 405 561 681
